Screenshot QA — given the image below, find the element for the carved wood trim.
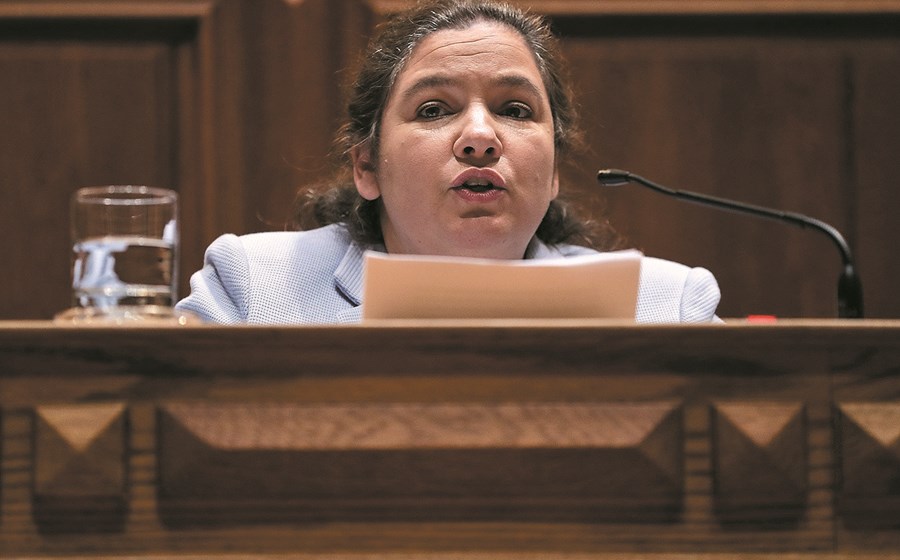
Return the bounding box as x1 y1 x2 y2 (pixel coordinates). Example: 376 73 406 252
1 321 897 556
836 402 900 527
157 401 683 525
712 402 808 522
32 403 128 533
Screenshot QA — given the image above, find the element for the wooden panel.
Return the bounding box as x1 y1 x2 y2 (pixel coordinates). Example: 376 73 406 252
157 401 682 525
853 44 900 322
829 321 900 551
0 0 346 320
234 0 346 232
0 25 183 318
32 403 127 533
712 402 807 521
551 14 900 319
3 320 891 556
172 0 345 302
836 402 900 527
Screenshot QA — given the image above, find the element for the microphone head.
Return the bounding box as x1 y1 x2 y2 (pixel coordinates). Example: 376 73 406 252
596 169 632 186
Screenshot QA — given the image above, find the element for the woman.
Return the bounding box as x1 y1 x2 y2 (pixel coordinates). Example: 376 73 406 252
176 0 721 324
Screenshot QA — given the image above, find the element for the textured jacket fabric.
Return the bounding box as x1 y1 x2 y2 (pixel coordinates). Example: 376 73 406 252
176 224 721 324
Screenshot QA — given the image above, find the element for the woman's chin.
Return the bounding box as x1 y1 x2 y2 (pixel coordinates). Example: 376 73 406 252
446 226 531 259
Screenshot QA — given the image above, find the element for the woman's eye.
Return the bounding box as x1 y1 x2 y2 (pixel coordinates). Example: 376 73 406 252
417 102 448 119
500 103 533 119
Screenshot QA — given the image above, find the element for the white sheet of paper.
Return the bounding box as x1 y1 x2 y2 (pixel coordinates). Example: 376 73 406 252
362 249 642 320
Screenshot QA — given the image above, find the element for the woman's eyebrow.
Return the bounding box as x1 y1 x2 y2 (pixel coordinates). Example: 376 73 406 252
398 73 544 103
398 75 456 103
493 74 544 99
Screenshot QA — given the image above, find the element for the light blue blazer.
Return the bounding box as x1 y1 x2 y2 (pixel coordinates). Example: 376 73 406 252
176 224 721 324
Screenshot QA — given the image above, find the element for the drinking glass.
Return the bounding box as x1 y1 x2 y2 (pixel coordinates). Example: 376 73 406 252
54 185 195 324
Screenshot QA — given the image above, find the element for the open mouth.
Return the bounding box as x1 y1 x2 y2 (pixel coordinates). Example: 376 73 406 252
453 180 502 193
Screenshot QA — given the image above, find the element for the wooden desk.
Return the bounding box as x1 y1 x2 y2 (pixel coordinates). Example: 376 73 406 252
1 320 899 559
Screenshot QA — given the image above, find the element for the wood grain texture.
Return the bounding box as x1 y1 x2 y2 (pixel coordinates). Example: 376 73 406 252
2 1 900 321
0 0 343 319
835 402 900 528
555 17 883 319
32 403 128 533
34 403 126 495
0 36 180 318
157 401 682 524
712 402 807 522
0 320 898 557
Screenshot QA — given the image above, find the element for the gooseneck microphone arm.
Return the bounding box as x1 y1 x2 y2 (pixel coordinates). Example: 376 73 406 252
597 169 864 319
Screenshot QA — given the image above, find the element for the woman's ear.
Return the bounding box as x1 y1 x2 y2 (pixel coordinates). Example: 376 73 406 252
352 142 380 201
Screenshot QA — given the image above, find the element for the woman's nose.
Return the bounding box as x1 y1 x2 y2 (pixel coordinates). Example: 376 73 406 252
453 107 502 160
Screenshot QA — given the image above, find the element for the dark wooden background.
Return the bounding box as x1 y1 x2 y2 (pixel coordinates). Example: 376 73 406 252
1 0 898 320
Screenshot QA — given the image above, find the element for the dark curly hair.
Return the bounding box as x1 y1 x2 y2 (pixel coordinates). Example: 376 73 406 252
295 0 622 251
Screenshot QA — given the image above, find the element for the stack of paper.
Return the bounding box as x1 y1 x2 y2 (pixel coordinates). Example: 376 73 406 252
362 249 642 320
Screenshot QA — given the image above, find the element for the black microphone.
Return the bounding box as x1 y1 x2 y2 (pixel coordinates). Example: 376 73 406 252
597 168 864 319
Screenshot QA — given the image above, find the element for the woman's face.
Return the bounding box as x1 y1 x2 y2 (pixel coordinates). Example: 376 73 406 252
353 21 559 259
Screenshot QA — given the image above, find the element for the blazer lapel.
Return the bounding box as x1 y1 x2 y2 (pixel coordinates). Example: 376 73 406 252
333 240 384 323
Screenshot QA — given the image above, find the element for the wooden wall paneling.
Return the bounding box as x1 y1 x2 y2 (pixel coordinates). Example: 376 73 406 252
235 0 345 234
177 0 380 245
174 18 205 304
157 0 357 292
182 0 241 282
852 40 900 320
177 0 295 293
554 15 872 320
0 0 350 317
246 0 394 232
0 1 224 319
0 7 194 318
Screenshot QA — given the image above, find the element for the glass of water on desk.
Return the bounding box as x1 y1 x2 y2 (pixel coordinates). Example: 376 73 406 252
55 185 196 324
